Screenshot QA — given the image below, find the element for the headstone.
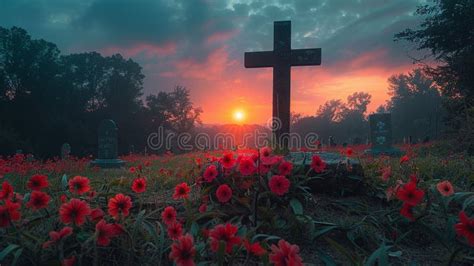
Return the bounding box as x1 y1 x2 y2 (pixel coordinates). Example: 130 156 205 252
245 21 322 150
288 151 364 195
328 136 337 147
61 143 71 159
365 113 402 156
90 119 126 168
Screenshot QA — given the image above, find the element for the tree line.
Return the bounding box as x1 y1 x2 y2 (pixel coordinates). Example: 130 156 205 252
0 27 201 157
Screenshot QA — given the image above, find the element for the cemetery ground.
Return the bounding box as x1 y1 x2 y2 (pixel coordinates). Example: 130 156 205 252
1 142 474 265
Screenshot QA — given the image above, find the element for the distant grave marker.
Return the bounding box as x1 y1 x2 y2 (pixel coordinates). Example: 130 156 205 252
90 119 126 168
365 113 402 156
61 143 71 159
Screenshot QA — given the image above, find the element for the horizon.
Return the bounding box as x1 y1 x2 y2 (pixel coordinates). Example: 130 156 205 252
0 0 429 124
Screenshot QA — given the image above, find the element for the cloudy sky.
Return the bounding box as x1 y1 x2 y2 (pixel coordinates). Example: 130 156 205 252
0 0 425 124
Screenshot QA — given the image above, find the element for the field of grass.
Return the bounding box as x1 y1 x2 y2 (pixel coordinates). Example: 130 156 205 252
0 142 473 265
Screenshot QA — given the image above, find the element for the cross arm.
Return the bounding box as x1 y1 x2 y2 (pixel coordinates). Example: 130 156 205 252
244 51 274 68
291 48 321 66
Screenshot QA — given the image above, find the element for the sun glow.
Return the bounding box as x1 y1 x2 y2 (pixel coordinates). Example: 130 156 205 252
233 109 246 123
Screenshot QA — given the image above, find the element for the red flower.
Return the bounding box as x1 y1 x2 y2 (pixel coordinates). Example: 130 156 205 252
381 167 391 182
216 184 232 203
345 148 353 157
95 219 123 246
131 177 147 193
108 193 132 219
269 175 290 196
173 183 191 200
400 203 415 221
169 234 196 266
278 161 293 176
90 208 105 223
203 165 218 182
239 157 256 176
209 223 241 254
269 239 304 266
43 226 73 249
400 155 410 164
27 174 49 191
243 239 266 257
129 166 136 173
0 181 13 200
167 222 183 240
198 204 207 213
220 153 236 169
59 199 91 226
436 180 454 197
62 256 76 266
455 211 474 246
60 194 68 203
396 181 424 206
68 176 91 195
161 206 177 226
310 155 326 173
260 147 272 158
26 191 51 210
0 200 21 227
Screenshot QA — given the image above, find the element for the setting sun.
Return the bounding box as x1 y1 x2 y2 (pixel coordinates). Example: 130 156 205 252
233 109 246 123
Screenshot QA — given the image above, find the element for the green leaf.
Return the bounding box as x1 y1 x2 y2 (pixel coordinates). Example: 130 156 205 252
11 248 23 266
462 195 474 210
365 244 392 266
190 222 199 237
61 174 68 190
313 225 339 240
290 198 303 215
0 244 20 261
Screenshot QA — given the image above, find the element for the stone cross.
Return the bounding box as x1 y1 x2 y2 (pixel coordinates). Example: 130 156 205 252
245 20 322 149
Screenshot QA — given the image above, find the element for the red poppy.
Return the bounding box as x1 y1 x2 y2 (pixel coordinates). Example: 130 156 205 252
396 181 424 206
203 165 218 182
198 204 207 213
381 167 391 182
345 148 353 157
0 200 21 227
144 161 151 167
129 166 136 173
310 155 326 173
0 181 13 200
27 174 49 191
62 256 76 266
167 222 183 240
260 147 272 158
108 193 132 219
59 199 91 226
169 234 196 266
68 176 91 195
209 223 241 254
216 184 232 203
455 211 474 246
239 157 256 176
220 152 236 169
173 183 191 200
161 206 177 226
269 175 290 196
400 203 415 221
26 191 51 210
95 219 123 246
436 180 454 197
243 239 266 257
269 239 304 266
132 177 147 193
90 208 105 223
43 226 73 249
278 161 293 176
60 194 68 203
400 155 410 164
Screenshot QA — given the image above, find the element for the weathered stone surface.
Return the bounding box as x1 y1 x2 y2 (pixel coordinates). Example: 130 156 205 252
365 113 402 156
61 143 71 159
288 151 364 195
90 119 126 169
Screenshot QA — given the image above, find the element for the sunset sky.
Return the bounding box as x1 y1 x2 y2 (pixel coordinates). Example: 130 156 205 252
0 0 426 124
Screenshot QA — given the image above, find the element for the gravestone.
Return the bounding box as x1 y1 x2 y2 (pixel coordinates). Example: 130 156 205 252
245 21 321 150
365 113 402 156
61 143 71 159
90 119 126 168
